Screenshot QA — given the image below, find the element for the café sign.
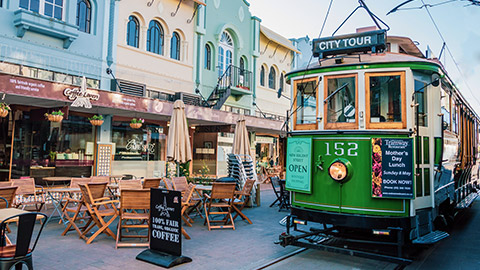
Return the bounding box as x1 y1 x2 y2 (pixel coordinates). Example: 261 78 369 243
312 30 387 58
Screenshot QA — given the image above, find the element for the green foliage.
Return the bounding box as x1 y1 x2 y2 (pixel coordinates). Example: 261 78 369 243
45 110 64 117
0 103 11 111
131 118 144 124
88 115 103 121
179 161 190 178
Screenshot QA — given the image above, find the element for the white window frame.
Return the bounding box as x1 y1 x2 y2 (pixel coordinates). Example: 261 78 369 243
20 0 66 21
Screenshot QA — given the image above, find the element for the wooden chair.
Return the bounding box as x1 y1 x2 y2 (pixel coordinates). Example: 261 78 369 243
60 178 93 233
0 182 12 188
11 178 45 211
119 179 142 191
142 178 161 190
162 178 174 190
116 189 150 248
232 179 255 224
203 183 236 230
180 183 196 239
172 177 188 193
0 186 18 209
91 176 110 183
78 183 119 244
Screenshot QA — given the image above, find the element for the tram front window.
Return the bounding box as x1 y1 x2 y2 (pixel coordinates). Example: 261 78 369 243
295 79 317 126
366 72 405 129
325 75 357 128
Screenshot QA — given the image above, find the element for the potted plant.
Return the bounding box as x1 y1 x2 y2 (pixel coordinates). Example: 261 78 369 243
44 110 64 122
130 118 144 129
88 115 104 126
0 103 10 118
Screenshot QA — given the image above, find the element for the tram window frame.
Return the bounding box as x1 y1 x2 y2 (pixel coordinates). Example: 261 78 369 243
293 77 318 130
365 71 406 129
414 80 428 127
323 74 358 130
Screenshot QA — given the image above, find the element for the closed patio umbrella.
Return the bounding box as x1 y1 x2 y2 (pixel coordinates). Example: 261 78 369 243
167 100 192 173
232 115 251 156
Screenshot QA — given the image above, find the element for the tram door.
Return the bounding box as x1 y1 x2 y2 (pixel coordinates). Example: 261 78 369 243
413 79 435 210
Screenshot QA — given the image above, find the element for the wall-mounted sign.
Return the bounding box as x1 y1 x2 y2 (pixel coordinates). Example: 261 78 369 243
64 77 100 109
313 30 387 58
286 137 312 194
372 138 414 199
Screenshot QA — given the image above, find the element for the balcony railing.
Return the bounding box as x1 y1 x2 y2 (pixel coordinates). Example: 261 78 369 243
218 65 252 91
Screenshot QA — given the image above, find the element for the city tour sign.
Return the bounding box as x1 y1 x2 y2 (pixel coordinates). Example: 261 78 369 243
312 30 387 58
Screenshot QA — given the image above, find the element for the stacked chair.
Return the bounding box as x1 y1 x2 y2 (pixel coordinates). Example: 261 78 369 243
227 154 258 205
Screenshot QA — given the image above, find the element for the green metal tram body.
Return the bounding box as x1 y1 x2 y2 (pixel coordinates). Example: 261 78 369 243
281 35 480 256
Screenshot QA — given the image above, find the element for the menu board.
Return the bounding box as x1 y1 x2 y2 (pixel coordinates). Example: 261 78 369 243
96 143 113 176
150 189 182 257
286 137 312 193
372 138 414 199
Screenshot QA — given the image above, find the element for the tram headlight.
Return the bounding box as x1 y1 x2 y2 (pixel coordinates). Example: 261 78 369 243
328 158 353 182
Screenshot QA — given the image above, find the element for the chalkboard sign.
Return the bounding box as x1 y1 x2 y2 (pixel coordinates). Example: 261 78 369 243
372 138 414 199
150 188 182 256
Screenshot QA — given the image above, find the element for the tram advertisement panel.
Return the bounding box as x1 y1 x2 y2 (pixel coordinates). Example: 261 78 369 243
372 138 414 199
286 137 312 193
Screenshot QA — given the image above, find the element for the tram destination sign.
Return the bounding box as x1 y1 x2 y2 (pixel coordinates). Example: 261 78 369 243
372 138 414 199
312 30 387 58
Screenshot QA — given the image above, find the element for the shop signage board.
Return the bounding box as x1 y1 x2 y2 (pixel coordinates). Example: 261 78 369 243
286 137 312 194
312 30 387 58
371 138 414 199
95 143 113 176
136 188 191 268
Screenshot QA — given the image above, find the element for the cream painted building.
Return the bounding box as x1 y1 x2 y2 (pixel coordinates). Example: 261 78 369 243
115 0 201 95
256 25 299 120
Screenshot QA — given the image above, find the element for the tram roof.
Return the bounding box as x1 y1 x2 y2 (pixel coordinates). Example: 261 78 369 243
286 52 442 80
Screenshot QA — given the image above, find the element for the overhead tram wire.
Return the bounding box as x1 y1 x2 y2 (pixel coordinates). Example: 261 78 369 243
281 0 334 132
419 0 480 109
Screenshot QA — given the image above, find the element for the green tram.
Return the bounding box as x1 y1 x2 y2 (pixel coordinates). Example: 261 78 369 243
279 31 480 263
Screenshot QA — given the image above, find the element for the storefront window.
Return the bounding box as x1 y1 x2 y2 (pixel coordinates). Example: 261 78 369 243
324 74 357 129
112 122 166 161
366 72 405 129
11 112 95 180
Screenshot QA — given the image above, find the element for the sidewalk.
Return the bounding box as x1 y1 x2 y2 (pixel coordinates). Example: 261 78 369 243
32 185 297 270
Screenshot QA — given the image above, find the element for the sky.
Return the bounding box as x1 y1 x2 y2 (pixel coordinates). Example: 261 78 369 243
249 0 480 114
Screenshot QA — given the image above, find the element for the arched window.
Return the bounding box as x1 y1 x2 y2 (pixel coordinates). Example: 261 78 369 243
239 57 245 75
126 16 139 48
170 32 180 60
218 31 233 77
279 73 284 90
77 0 92 34
204 44 211 70
260 66 265 86
268 67 276 89
147 20 164 55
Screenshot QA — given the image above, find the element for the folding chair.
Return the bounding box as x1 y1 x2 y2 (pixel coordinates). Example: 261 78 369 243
78 183 119 244
0 186 18 209
172 177 188 193
60 178 92 235
119 180 142 191
269 177 289 211
11 178 45 211
232 179 255 224
180 183 196 239
0 212 47 270
91 176 110 183
203 183 236 231
142 178 161 190
116 189 150 248
162 178 174 190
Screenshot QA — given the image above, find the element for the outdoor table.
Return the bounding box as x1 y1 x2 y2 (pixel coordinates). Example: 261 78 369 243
45 187 80 225
43 177 71 188
109 175 123 184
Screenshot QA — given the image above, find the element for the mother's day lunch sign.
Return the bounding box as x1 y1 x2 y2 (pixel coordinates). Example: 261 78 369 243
372 138 414 199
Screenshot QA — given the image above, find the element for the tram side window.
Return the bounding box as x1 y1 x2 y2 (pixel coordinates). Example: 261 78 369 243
452 103 458 133
294 78 317 128
414 80 428 127
366 72 405 129
441 89 450 130
324 75 357 129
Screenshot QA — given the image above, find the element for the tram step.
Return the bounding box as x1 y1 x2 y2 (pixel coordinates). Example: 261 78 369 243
455 191 480 209
412 230 449 245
